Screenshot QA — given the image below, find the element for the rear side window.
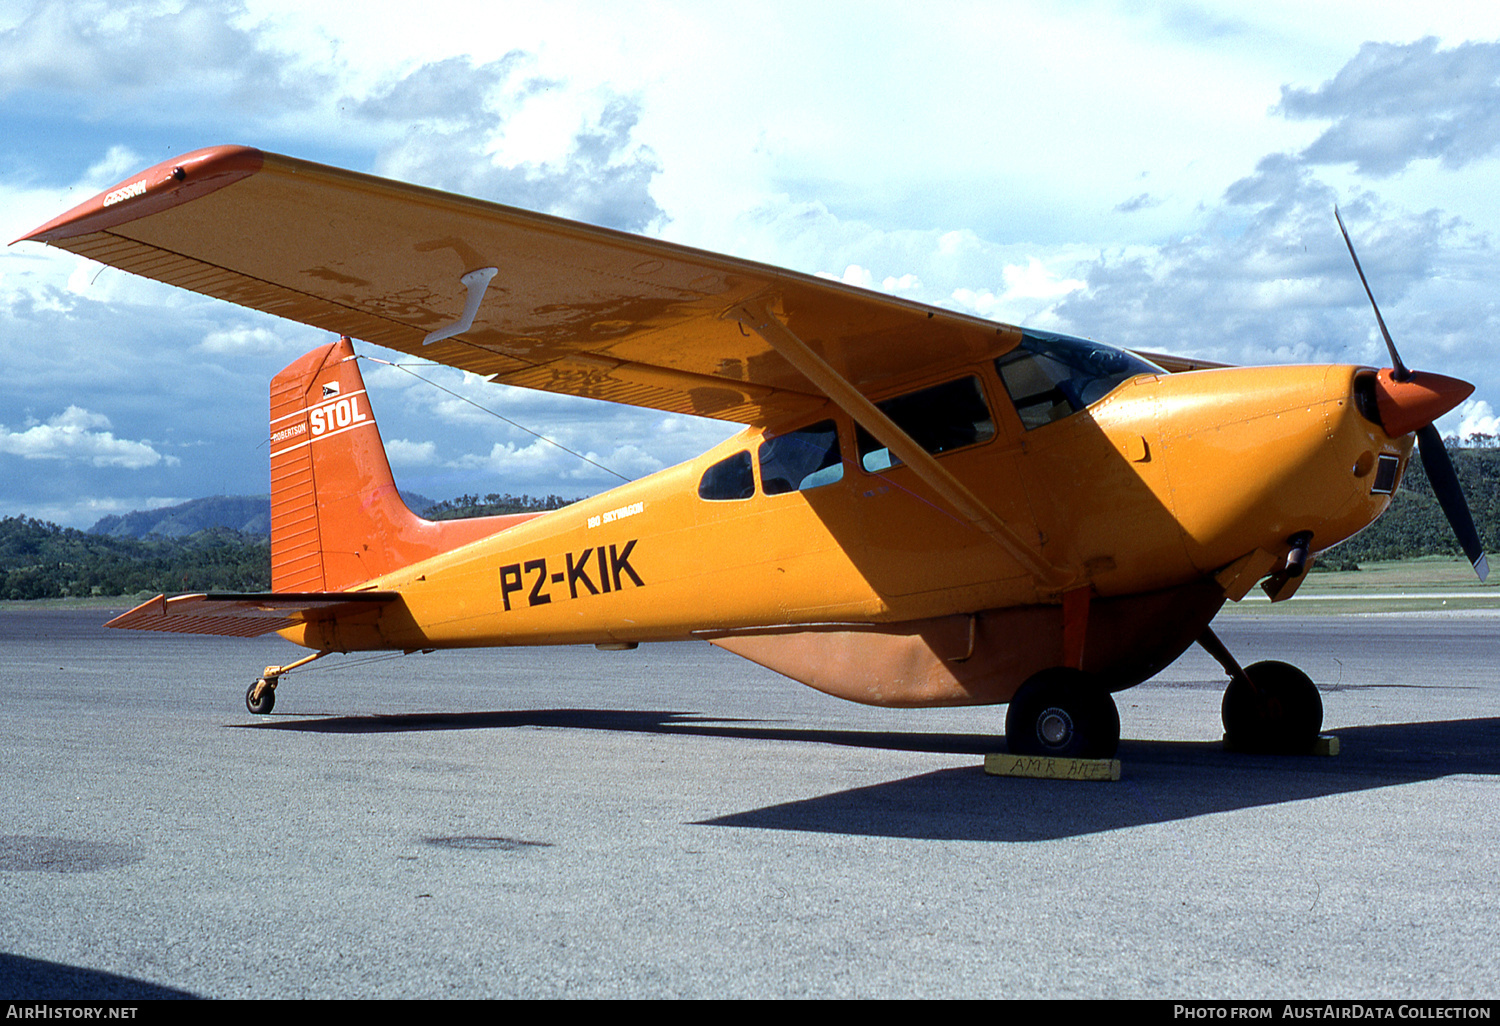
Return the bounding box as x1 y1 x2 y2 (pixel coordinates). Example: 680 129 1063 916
856 376 995 472
698 451 754 500
759 420 844 495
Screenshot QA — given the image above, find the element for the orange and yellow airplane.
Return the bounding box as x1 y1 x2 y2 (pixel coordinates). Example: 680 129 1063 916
17 146 1488 759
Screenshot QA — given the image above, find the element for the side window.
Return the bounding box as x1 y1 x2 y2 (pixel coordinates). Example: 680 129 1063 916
698 451 754 500
855 376 995 472
758 420 844 495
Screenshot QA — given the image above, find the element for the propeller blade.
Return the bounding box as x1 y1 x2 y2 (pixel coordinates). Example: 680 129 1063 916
1338 209 1487 581
1335 206 1410 381
1415 424 1489 581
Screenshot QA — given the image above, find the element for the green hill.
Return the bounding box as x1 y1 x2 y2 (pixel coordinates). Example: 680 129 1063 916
86 492 439 539
90 495 272 539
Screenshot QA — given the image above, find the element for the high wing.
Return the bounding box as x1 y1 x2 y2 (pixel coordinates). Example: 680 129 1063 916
18 146 1043 426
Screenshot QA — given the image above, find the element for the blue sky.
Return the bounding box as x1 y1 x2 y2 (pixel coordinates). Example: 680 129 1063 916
3 0 1500 527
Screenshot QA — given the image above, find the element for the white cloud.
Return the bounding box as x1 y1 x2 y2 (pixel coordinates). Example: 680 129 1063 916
1278 38 1500 176
0 0 334 123
81 145 144 189
1003 259 1088 302
0 406 176 468
1444 398 1500 442
384 437 438 466
198 325 288 354
950 258 1088 324
351 52 665 231
816 264 874 290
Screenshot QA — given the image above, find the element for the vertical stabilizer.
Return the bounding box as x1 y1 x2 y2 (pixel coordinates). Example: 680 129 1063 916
268 337 540 591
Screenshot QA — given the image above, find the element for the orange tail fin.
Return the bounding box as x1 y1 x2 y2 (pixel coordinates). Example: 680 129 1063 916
269 337 539 591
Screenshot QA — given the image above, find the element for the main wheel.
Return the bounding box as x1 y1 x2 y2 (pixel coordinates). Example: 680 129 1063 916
1221 660 1321 752
246 679 275 715
1005 668 1120 759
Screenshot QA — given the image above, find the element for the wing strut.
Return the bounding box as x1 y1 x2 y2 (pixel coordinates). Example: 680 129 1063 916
733 300 1075 591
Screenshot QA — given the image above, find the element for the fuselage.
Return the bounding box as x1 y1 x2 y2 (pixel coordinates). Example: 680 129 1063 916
282 331 1409 655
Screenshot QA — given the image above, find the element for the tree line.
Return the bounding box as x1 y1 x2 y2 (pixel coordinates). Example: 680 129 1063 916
0 519 271 600
422 493 577 520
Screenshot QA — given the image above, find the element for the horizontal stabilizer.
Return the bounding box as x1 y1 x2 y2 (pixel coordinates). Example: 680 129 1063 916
106 591 399 637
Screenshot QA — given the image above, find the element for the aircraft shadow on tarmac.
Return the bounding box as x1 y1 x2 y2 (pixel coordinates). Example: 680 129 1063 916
0 952 199 1000
243 711 1499 842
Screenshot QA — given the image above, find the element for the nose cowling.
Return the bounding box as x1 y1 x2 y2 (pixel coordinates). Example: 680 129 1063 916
1372 368 1474 439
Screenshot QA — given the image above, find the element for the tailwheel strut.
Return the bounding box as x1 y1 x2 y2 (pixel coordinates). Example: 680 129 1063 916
245 651 329 715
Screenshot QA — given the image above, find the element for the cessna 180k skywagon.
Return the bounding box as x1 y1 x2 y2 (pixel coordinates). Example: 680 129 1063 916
18 146 1490 759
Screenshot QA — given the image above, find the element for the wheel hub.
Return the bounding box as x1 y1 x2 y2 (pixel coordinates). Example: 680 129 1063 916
1038 708 1073 747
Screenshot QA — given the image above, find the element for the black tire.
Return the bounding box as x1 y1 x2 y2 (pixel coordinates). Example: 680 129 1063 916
246 680 275 715
1005 668 1120 759
1221 660 1321 752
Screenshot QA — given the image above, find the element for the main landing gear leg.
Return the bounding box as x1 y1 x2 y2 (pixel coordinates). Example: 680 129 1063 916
246 651 329 715
1004 588 1121 759
1197 627 1322 752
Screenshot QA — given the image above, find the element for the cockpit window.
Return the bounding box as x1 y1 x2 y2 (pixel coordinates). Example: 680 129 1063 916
856 375 995 472
995 329 1162 430
759 420 844 495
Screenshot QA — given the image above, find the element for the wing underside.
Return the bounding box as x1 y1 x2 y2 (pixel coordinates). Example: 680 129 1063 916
20 146 1032 426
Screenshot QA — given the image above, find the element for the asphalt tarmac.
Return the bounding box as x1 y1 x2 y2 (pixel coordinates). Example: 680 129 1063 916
1 608 1497 999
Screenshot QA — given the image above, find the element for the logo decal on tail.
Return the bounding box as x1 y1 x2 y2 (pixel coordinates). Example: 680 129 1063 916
309 393 369 438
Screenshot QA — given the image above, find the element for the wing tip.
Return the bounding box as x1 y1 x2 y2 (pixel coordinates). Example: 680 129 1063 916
15 145 266 246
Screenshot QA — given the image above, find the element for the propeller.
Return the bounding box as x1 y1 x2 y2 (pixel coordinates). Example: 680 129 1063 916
1335 207 1489 581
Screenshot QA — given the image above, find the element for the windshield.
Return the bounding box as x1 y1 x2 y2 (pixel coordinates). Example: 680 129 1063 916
995 329 1162 430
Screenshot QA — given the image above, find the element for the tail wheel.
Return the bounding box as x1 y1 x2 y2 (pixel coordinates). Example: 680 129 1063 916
1221 660 1322 752
1006 668 1120 759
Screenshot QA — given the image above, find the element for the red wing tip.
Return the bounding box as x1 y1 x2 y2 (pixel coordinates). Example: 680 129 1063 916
15 145 265 245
